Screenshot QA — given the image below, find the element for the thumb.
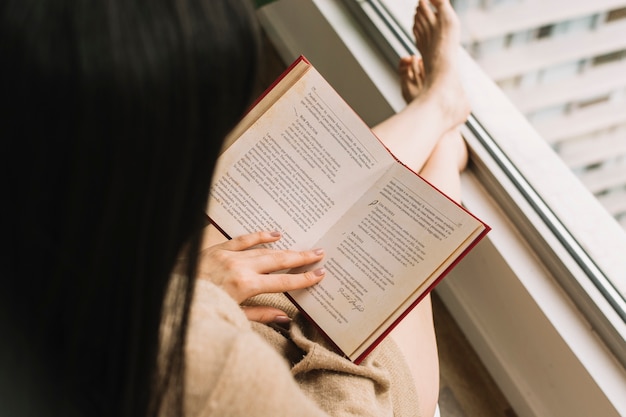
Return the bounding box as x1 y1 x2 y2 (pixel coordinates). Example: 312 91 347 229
242 305 292 324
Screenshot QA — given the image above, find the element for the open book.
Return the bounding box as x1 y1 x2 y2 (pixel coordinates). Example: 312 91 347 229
207 56 490 363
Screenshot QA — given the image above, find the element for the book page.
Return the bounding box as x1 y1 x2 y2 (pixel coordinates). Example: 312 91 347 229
288 164 485 359
208 65 393 250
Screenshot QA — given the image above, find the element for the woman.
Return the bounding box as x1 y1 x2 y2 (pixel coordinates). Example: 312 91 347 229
1 0 468 415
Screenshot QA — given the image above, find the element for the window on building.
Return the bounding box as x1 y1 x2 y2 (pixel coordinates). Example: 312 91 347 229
536 24 553 39
592 49 626 66
607 7 626 23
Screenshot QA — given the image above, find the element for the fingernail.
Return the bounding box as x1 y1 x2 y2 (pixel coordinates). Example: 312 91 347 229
313 268 326 277
270 231 281 237
313 248 324 256
274 315 291 324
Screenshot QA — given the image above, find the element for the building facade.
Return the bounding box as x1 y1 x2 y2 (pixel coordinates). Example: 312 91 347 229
452 0 626 230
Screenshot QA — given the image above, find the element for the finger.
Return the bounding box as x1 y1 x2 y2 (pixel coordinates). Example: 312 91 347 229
242 305 292 324
251 248 325 274
219 231 282 252
253 267 326 295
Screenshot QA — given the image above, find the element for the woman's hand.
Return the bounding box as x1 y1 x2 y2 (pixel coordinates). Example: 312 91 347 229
197 231 325 323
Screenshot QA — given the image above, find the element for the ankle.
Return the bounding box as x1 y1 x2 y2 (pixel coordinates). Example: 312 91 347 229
418 85 470 133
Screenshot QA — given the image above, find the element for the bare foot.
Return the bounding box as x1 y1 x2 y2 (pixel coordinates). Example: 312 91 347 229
412 0 470 130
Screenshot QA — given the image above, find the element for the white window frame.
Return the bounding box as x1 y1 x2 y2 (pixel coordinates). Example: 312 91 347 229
256 0 626 415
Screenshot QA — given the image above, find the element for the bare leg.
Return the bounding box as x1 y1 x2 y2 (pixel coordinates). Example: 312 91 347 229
372 0 469 174
421 129 467 201
389 129 466 417
372 1 469 416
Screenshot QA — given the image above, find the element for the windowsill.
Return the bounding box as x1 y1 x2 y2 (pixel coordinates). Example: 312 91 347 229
256 0 626 415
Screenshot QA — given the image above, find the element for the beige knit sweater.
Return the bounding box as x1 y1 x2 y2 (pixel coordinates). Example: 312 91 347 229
183 279 421 416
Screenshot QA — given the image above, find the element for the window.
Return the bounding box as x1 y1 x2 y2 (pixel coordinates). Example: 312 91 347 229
536 24 554 39
607 6 626 23
592 49 626 66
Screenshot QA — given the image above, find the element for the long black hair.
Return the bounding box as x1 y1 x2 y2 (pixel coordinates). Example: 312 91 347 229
1 0 260 415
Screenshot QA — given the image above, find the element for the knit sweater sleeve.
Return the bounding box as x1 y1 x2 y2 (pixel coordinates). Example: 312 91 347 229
184 280 331 417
